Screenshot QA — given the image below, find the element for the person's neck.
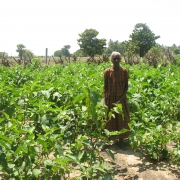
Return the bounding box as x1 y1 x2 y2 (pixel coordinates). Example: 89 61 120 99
113 65 120 71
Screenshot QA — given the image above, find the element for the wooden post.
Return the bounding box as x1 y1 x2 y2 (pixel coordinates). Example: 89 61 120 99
45 48 48 64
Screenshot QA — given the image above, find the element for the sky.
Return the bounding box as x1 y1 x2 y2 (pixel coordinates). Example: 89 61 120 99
0 0 180 56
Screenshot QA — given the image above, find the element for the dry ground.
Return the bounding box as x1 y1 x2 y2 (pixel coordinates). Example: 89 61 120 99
99 142 180 180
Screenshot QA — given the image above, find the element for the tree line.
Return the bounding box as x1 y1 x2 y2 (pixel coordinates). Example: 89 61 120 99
1 23 180 62
55 23 160 59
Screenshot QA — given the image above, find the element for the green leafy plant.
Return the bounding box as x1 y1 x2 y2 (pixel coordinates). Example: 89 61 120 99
0 60 180 179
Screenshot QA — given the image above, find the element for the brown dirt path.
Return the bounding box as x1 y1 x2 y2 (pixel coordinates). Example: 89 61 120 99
100 142 180 180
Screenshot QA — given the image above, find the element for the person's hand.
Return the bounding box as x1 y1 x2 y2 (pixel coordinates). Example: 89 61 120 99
103 99 107 106
116 100 121 104
116 97 123 104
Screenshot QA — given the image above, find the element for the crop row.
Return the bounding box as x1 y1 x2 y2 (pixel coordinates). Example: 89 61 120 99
0 61 179 179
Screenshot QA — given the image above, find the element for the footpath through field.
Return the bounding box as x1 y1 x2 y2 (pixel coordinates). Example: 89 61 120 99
100 142 180 180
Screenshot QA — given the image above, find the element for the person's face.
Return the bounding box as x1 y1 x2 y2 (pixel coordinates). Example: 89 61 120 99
111 54 121 65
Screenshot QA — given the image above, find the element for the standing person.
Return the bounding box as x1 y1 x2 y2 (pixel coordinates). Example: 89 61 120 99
104 51 130 146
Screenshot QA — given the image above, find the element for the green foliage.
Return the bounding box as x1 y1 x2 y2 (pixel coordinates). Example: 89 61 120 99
54 50 62 57
169 44 180 55
61 45 71 57
72 49 83 57
0 52 8 59
54 45 71 58
174 48 180 54
129 23 160 57
0 62 115 179
128 64 180 162
104 39 125 56
16 44 26 60
143 46 163 67
15 44 33 61
0 61 179 179
23 49 34 59
77 29 106 58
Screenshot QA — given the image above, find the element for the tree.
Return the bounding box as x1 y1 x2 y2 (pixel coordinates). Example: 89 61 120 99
0 52 4 58
54 45 71 58
129 23 160 57
61 45 71 57
174 48 180 54
72 49 83 57
169 44 180 55
54 50 62 57
16 44 26 60
23 49 34 59
77 29 106 58
104 39 125 56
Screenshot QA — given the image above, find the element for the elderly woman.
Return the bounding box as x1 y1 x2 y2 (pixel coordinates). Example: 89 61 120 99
104 51 130 146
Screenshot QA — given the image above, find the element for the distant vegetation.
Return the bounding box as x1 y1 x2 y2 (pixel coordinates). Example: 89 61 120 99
1 23 180 66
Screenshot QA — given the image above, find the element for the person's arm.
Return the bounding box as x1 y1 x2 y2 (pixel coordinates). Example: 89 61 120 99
103 70 108 105
116 83 128 104
116 69 129 104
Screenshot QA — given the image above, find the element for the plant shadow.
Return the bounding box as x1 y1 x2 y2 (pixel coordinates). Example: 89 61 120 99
100 140 180 180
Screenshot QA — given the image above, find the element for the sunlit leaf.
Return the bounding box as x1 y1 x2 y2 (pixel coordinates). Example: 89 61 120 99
106 149 114 161
32 169 41 178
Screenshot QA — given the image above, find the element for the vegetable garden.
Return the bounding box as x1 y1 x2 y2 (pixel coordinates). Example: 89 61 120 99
0 59 180 179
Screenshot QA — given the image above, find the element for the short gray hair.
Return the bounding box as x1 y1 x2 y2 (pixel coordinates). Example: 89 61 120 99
110 51 121 60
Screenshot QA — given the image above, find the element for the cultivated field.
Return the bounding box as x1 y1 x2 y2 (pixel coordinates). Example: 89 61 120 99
0 60 179 179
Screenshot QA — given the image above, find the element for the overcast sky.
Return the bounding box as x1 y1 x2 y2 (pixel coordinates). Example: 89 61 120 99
0 0 180 56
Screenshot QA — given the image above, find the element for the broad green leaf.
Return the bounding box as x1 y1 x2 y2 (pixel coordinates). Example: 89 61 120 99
37 139 48 153
32 169 41 178
19 161 26 172
104 129 110 136
44 159 53 166
53 92 61 100
66 154 77 161
82 106 87 111
73 94 85 104
95 167 107 173
82 140 91 147
8 163 15 168
34 146 40 153
52 174 61 180
0 135 12 144
105 149 114 161
153 152 158 159
15 145 24 154
110 129 128 136
78 151 84 161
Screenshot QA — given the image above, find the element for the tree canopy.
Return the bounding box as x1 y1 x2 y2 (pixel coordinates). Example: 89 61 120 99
54 45 71 57
23 49 34 59
54 50 62 57
72 49 83 57
129 23 160 57
16 44 26 60
77 29 106 58
16 44 34 60
0 52 8 58
104 39 126 56
61 45 71 57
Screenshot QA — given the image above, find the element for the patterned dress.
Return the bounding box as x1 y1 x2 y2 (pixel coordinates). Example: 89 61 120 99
104 66 130 139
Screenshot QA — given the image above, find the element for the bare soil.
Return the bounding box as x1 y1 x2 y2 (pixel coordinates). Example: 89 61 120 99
100 141 180 180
